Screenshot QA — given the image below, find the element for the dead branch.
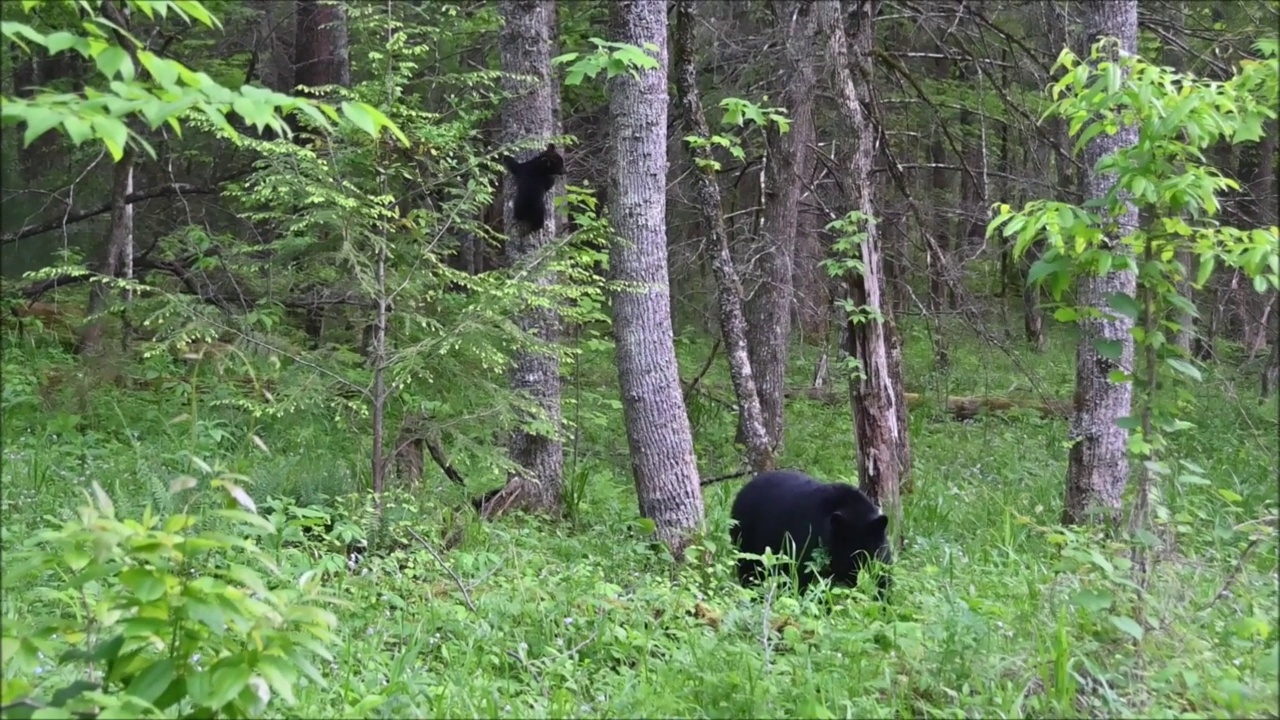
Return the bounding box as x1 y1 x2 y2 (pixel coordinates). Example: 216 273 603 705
2 173 249 246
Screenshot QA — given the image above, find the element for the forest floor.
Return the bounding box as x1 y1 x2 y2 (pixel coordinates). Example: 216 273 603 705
2 317 1277 717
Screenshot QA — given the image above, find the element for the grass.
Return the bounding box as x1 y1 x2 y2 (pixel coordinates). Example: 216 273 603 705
1 315 1277 718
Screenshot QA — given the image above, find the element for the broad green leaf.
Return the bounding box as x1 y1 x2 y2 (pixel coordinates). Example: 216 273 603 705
91 116 130 161
207 660 252 709
44 30 85 55
1195 254 1216 286
62 114 94 145
1164 356 1202 381
1106 292 1141 319
1094 339 1124 360
1027 258 1068 286
1 20 48 50
21 106 63 147
94 45 135 81
118 567 166 602
339 101 378 137
124 658 177 704
1071 588 1114 612
1109 615 1145 641
138 51 180 87
1053 307 1078 322
173 0 222 28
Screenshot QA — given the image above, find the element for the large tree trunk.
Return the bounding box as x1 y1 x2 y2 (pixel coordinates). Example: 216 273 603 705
294 0 350 92
1063 0 1139 527
484 0 566 518
673 0 773 474
608 0 704 559
817 0 910 522
742 0 821 452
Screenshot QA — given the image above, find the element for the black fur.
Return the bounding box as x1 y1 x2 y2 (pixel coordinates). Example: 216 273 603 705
501 143 565 234
730 469 893 598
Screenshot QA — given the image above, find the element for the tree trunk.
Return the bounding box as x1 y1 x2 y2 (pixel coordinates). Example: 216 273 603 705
76 2 140 358
817 0 910 522
742 0 820 452
1163 2 1196 357
673 0 773 474
294 0 350 92
486 0 565 518
76 150 135 357
1263 293 1279 399
608 0 704 559
926 51 952 314
1063 0 1139 527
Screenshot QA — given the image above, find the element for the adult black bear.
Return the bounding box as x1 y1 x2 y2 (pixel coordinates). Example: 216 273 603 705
730 469 893 598
501 143 565 234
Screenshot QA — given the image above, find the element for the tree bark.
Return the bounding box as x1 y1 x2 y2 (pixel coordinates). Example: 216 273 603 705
487 0 565 518
673 0 773 474
1063 0 1139 527
294 0 351 92
817 0 910 521
1263 292 1279 399
926 51 952 314
608 0 704 559
742 0 821 452
76 150 134 357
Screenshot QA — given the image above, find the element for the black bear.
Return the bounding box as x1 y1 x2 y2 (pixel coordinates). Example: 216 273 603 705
501 143 565 234
730 469 893 598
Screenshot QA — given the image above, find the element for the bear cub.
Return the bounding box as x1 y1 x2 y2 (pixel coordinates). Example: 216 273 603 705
730 469 893 598
501 143 565 234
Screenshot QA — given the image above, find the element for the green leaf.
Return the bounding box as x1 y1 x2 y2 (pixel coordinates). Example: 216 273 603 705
138 51 180 87
1071 588 1114 612
125 658 177 704
339 101 378 137
119 567 166 602
173 0 222 28
43 31 85 55
1027 258 1069 286
94 45 135 81
1164 357 1202 382
60 114 94 147
91 116 130 161
21 106 64 147
1106 292 1141 320
256 655 299 705
1216 488 1243 504
207 660 251 709
1094 339 1124 360
1195 254 1216 286
1053 307 1078 323
1109 615 1145 641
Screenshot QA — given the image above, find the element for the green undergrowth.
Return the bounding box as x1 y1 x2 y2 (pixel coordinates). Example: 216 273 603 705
1 316 1276 718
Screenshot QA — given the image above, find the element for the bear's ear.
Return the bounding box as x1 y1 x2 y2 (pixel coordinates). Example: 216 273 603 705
830 509 848 528
869 514 889 535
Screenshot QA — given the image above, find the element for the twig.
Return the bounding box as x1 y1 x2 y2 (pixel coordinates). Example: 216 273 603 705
1200 536 1262 612
682 336 722 400
700 468 752 487
406 527 477 613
